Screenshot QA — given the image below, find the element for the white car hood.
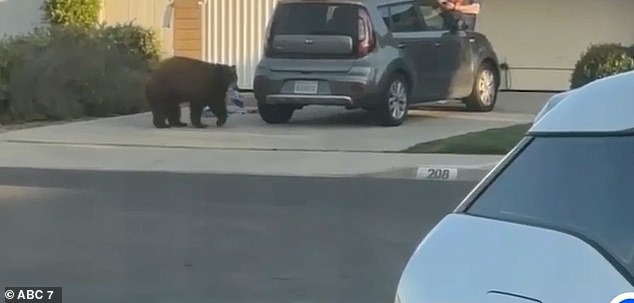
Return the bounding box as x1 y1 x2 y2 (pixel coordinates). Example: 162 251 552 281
395 213 633 303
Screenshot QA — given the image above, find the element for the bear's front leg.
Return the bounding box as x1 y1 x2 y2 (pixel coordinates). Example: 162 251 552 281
208 94 228 127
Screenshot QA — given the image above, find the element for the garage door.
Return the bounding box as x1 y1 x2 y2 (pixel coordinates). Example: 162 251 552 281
202 0 279 89
476 0 634 91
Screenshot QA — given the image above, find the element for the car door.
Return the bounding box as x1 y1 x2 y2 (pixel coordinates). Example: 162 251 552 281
417 2 474 99
382 2 439 102
437 30 474 98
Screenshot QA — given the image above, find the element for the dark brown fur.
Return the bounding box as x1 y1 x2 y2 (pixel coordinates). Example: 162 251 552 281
145 56 238 128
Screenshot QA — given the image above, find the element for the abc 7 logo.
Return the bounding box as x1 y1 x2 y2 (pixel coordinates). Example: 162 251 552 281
611 292 634 303
4 289 15 300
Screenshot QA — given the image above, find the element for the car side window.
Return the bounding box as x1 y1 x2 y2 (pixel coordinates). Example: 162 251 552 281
418 2 451 31
467 136 634 280
379 6 390 27
384 2 426 33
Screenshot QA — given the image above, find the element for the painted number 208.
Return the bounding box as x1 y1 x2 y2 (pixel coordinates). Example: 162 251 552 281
427 168 451 180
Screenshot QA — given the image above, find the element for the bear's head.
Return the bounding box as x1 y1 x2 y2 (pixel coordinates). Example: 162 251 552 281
220 64 238 90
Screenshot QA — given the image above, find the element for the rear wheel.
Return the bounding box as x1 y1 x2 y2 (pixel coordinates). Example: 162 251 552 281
463 62 498 112
372 74 409 127
258 101 295 124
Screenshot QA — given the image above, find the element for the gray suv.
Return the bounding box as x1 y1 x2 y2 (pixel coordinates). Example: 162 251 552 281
253 0 500 126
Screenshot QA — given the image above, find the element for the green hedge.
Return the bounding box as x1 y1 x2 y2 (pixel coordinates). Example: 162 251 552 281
99 22 161 64
570 43 634 89
41 0 101 28
0 0 163 124
0 24 159 123
0 28 51 118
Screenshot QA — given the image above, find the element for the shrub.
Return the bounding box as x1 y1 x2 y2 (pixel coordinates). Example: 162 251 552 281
99 22 162 64
0 28 51 118
2 25 150 123
570 43 634 89
41 0 101 28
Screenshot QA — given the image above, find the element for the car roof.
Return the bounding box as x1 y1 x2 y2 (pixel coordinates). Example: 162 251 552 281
529 70 634 135
276 0 403 7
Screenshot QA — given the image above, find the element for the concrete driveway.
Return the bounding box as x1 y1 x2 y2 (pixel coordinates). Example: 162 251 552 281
0 92 550 177
0 92 545 152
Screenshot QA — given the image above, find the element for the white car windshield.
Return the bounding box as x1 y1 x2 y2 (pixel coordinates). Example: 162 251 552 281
467 135 634 279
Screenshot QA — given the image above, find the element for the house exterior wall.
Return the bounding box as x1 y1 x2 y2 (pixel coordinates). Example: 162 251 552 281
172 0 202 59
202 0 634 91
2 0 633 91
0 0 176 56
478 0 634 91
0 0 44 37
100 0 175 59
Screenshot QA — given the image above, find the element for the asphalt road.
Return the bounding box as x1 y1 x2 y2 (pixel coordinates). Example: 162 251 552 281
0 168 477 303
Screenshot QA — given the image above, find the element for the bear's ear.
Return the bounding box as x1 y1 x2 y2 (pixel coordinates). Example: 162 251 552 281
230 65 236 73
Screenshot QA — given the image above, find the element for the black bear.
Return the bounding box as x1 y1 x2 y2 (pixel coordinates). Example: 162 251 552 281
145 56 238 128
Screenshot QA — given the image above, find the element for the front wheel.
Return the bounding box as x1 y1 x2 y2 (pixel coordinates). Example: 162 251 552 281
257 102 295 124
463 62 498 112
372 74 409 127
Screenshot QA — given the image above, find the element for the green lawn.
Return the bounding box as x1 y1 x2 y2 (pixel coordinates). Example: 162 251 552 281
402 123 532 155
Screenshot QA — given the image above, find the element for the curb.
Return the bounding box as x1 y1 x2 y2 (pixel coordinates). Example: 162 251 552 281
0 164 493 181
358 164 496 182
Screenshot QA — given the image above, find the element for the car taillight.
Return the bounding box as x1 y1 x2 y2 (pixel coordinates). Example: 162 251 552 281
356 8 375 57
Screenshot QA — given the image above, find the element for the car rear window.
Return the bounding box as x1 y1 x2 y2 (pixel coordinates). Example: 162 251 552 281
466 136 634 280
270 3 359 38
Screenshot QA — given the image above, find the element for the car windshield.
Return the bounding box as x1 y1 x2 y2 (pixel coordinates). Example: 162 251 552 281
270 3 358 37
467 136 634 278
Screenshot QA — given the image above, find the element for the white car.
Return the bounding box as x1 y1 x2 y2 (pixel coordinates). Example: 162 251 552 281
394 71 634 303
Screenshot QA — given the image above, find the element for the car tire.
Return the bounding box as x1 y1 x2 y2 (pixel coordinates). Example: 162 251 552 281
372 73 409 127
257 101 295 124
463 62 498 112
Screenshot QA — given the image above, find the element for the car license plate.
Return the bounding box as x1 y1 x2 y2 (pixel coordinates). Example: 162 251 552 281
294 81 318 94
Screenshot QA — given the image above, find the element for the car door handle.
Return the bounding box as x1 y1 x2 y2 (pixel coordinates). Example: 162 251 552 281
397 43 408 49
468 38 476 43
434 41 441 47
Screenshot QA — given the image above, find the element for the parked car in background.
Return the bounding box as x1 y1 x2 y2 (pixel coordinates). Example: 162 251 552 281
393 71 634 303
253 0 500 126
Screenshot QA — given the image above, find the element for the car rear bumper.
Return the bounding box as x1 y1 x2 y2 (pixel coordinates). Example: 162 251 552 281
265 94 353 106
253 65 381 108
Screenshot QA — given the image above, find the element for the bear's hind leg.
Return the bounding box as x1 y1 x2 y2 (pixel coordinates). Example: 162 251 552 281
167 103 187 127
151 104 170 128
189 102 207 128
